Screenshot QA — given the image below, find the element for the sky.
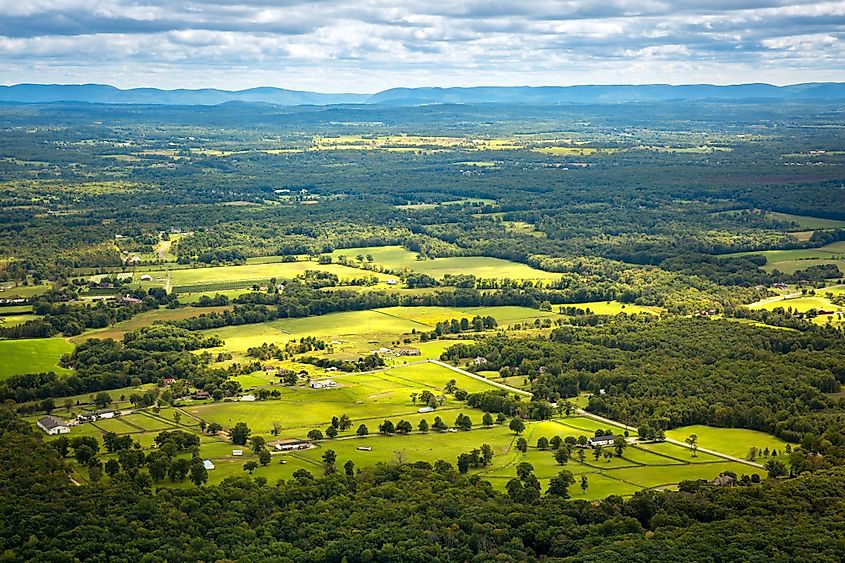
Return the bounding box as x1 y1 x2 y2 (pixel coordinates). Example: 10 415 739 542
0 1 843 92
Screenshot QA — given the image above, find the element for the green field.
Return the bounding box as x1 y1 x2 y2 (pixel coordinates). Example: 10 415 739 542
71 305 232 343
99 261 392 293
0 338 74 379
768 212 845 230
203 309 428 358
202 305 566 361
720 241 845 274
187 362 500 438
329 246 561 280
666 425 789 459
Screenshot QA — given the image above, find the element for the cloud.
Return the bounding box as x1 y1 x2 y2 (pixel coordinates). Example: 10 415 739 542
0 0 842 90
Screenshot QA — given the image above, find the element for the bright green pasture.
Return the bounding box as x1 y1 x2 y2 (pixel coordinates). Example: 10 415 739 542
767 212 845 230
187 363 503 438
0 314 41 327
115 261 391 292
203 309 426 355
720 241 845 274
376 305 556 326
176 288 254 304
0 283 52 299
329 246 560 280
72 305 232 343
665 425 789 459
751 295 840 313
560 301 662 315
0 338 73 379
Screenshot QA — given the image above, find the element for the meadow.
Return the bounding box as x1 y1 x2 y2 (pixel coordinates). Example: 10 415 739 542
72 305 232 343
329 245 562 280
720 241 845 274
665 425 789 459
0 337 73 379
767 212 845 230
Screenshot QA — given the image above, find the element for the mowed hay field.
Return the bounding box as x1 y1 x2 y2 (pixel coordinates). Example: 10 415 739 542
721 241 845 274
767 211 845 230
71 305 233 343
201 305 567 360
0 337 74 379
666 425 789 459
108 261 394 292
329 246 562 280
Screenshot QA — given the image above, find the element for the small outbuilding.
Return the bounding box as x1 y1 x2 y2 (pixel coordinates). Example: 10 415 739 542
37 415 70 435
203 460 215 470
309 379 337 389
240 394 256 402
587 435 617 448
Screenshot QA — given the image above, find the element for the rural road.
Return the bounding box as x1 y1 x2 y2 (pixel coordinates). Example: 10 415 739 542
426 361 764 469
747 291 802 308
574 409 765 469
429 360 534 397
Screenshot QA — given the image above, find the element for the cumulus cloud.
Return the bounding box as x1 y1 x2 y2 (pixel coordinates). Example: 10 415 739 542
0 0 842 90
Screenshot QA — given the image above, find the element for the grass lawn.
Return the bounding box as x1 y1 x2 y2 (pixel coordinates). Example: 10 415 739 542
665 425 789 459
0 338 73 379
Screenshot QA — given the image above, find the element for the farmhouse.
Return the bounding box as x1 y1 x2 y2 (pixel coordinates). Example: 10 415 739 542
473 356 488 366
37 415 70 435
396 347 421 357
77 409 116 423
162 377 177 385
274 439 310 452
309 379 337 389
203 460 215 470
193 391 210 400
121 294 143 305
587 435 617 447
386 279 399 285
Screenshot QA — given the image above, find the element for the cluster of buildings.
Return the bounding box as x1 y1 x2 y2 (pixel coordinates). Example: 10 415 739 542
368 346 422 357
309 379 337 389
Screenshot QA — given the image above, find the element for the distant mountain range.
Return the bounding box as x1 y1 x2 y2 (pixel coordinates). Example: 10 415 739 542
2 82 844 106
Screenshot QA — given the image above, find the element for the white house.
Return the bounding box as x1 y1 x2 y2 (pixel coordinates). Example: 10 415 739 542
240 394 256 402
203 460 215 470
232 450 243 456
309 379 337 389
587 435 617 448
274 439 310 451
37 415 70 435
417 406 435 413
